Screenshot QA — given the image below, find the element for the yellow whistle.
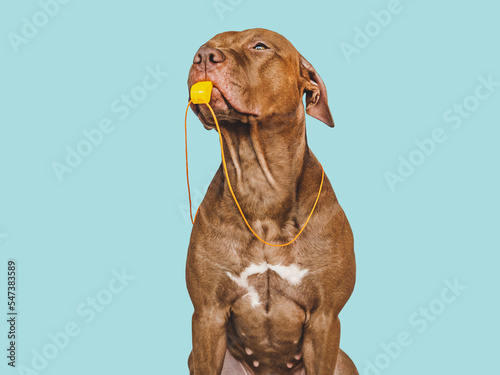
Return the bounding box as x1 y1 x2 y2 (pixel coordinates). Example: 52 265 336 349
190 81 213 104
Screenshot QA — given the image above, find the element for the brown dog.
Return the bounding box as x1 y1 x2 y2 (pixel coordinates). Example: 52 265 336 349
186 28 358 375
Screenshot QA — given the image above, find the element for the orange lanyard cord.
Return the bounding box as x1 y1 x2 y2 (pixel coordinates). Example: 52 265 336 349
185 100 324 247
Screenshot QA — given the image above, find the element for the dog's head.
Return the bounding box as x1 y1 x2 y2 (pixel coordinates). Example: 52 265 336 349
187 28 334 128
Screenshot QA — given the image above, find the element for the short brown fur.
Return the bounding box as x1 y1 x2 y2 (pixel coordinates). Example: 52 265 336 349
186 28 358 375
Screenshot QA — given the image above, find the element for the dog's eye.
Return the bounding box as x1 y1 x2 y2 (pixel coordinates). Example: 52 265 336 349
253 43 269 50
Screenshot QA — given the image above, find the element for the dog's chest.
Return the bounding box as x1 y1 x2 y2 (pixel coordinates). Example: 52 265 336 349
225 261 310 369
221 218 316 312
226 262 309 309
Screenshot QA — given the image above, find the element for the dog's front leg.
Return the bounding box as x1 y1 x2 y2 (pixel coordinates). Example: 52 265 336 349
189 307 228 375
301 310 341 375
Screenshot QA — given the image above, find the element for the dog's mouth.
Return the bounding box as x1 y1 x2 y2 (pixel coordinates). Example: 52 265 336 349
188 80 259 127
189 85 231 115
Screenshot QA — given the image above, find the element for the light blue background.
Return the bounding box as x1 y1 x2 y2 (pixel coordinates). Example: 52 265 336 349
1 0 499 374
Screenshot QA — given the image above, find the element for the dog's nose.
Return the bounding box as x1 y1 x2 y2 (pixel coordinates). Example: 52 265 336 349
193 46 226 66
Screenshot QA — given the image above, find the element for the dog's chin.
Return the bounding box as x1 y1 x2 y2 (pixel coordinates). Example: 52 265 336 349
197 110 243 129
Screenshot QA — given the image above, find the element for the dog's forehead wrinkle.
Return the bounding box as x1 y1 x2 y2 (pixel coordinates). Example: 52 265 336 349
211 30 239 43
209 28 295 52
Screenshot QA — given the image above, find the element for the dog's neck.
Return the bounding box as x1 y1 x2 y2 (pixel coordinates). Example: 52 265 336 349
216 108 313 218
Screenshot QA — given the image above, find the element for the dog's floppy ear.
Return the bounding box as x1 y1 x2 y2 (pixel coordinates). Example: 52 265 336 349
299 55 334 127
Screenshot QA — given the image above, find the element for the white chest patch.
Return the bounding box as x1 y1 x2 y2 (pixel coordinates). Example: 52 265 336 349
226 263 309 308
